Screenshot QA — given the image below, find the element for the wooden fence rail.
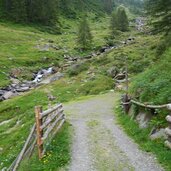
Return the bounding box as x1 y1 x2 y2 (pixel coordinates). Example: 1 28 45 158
122 97 171 149
8 103 65 171
35 103 65 159
8 124 36 171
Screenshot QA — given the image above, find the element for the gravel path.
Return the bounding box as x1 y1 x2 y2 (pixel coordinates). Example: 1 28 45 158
64 92 164 171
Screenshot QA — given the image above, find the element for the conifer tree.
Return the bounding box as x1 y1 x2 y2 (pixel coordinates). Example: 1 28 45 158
110 11 118 37
116 6 129 32
146 0 171 35
77 16 93 50
103 0 114 14
11 0 27 22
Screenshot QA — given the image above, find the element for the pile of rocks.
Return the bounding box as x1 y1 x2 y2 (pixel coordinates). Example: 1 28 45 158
0 67 57 101
135 17 145 32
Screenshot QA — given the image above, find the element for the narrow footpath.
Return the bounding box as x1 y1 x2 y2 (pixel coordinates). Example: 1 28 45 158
64 92 164 171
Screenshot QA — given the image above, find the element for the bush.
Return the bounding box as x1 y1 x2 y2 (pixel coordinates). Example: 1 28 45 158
156 34 171 56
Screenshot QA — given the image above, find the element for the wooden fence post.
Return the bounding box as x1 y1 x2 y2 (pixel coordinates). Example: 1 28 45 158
35 106 43 159
122 94 131 114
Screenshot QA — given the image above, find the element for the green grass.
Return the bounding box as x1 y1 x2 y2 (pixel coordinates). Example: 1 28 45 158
115 105 171 171
0 16 110 88
0 9 170 171
0 74 113 170
130 48 171 105
19 122 72 171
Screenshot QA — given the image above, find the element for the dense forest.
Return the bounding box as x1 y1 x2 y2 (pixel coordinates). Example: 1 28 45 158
0 0 143 25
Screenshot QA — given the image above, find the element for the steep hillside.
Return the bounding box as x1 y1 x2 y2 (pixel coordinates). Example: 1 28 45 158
0 15 109 88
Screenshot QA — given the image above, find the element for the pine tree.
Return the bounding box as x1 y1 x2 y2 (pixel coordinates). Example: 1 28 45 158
103 0 114 14
110 11 118 37
11 0 27 22
77 16 93 50
116 6 129 32
146 0 171 35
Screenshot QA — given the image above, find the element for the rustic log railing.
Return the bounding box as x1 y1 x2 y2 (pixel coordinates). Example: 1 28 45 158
8 103 65 171
35 103 65 159
122 97 171 149
8 125 37 171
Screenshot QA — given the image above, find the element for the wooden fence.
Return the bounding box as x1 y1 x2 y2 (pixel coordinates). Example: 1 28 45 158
35 103 65 159
8 103 65 171
122 97 171 149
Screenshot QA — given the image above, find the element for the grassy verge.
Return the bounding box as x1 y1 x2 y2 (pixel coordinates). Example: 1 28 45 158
0 75 113 170
19 122 72 171
115 105 171 171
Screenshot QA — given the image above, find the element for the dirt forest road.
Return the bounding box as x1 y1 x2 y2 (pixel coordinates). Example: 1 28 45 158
64 92 164 171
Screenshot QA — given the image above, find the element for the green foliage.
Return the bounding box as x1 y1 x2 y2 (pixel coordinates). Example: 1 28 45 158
156 33 171 56
102 0 115 14
109 5 129 38
150 109 168 128
130 48 171 104
0 0 59 26
116 6 129 32
146 0 171 35
77 16 93 50
109 11 118 38
115 105 171 171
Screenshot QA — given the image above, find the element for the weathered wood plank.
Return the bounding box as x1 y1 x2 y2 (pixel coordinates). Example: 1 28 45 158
42 113 64 141
12 124 36 171
40 109 64 130
42 118 65 155
40 104 62 118
51 118 65 139
35 106 43 159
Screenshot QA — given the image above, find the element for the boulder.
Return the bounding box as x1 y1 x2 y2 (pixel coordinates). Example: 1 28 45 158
0 90 5 96
50 72 64 82
16 87 30 92
3 91 15 100
150 128 167 140
136 111 153 128
107 67 119 78
50 44 60 50
10 78 20 84
36 44 50 51
0 96 4 101
99 46 108 53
